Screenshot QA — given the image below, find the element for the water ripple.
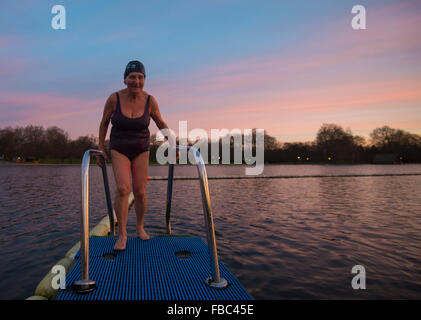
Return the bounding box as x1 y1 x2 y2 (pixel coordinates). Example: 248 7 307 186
1 164 421 299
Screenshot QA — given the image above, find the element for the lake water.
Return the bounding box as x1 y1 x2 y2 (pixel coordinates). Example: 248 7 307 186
1 163 421 299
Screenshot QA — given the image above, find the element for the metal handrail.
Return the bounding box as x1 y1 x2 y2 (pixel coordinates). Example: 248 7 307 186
166 145 228 289
72 149 115 294
73 146 227 293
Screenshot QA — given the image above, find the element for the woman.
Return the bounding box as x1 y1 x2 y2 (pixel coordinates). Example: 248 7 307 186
97 60 174 251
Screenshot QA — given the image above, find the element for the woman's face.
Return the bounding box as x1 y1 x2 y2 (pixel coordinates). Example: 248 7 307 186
124 72 145 93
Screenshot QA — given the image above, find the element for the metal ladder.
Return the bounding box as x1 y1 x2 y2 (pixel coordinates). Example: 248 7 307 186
73 146 227 293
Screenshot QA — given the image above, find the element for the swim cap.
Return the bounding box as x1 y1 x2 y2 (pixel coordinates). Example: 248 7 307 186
124 60 146 79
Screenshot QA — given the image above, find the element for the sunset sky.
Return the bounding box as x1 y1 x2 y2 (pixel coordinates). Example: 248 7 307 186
1 0 420 143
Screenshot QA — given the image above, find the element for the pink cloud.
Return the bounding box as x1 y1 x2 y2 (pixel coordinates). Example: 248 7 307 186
0 35 21 47
150 0 421 110
2 1 420 143
145 1 421 143
0 91 104 124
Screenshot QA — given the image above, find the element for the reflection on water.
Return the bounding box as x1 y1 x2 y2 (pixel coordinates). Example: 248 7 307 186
0 164 421 299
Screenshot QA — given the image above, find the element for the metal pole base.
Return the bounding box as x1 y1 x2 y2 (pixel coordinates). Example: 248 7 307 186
206 277 228 289
71 280 96 294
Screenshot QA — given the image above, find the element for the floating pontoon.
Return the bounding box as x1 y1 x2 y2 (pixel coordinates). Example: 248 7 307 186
44 147 252 300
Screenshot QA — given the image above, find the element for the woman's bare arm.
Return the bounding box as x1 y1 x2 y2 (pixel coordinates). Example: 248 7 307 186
98 93 116 151
150 95 168 130
150 95 177 147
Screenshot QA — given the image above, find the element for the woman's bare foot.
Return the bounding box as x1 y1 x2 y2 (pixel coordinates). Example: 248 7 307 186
114 235 127 250
136 226 150 241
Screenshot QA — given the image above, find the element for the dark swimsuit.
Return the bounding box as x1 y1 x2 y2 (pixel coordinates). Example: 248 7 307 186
109 92 151 161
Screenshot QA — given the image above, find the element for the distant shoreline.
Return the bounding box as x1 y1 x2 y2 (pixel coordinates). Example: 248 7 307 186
0 161 416 166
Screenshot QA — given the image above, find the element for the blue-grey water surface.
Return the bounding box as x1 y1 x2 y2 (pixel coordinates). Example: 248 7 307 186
1 164 421 299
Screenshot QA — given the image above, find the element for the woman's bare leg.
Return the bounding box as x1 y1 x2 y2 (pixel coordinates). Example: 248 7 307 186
111 149 132 250
131 151 150 240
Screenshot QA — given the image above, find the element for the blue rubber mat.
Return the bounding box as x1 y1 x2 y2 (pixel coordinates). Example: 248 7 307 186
56 237 253 300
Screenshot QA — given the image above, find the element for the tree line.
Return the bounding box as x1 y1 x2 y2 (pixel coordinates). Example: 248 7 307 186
265 124 421 163
1 124 420 163
0 126 97 162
